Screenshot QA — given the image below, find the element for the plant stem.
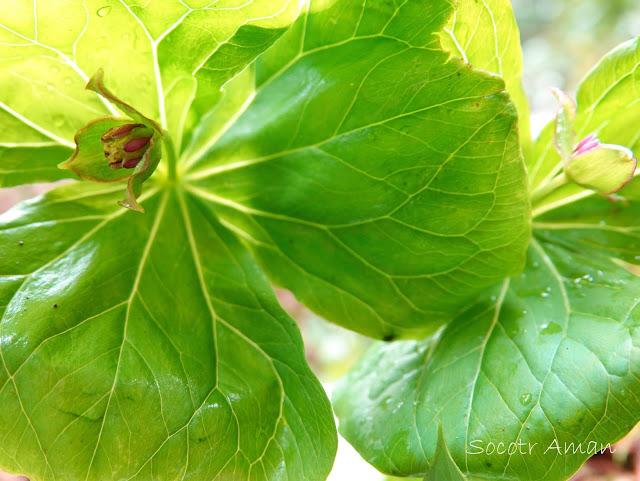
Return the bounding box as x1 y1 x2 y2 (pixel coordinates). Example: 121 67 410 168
530 172 569 206
163 132 178 184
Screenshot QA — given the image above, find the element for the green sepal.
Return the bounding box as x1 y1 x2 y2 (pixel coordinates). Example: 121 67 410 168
551 88 577 161
58 117 133 183
565 143 638 196
119 134 162 213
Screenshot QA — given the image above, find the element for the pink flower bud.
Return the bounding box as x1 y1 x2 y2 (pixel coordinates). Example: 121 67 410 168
573 134 600 157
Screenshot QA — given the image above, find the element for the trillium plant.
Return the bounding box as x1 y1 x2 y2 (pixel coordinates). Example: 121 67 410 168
0 1 639 480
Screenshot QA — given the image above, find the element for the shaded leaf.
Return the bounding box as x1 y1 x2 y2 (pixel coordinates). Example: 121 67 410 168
0 182 337 481
335 195 640 480
184 0 531 339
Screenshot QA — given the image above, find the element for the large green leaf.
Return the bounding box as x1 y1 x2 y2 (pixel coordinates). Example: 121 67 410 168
0 182 336 481
439 0 532 162
334 190 640 480
0 0 300 185
183 0 531 339
529 36 640 199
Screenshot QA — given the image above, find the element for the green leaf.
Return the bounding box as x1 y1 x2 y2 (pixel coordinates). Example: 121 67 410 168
334 191 640 480
439 0 532 162
530 36 640 194
0 0 300 185
424 425 467 481
184 0 531 339
0 182 336 481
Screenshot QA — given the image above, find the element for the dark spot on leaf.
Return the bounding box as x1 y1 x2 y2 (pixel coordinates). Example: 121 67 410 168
53 304 58 308
383 334 395 342
486 462 492 468
457 72 461 77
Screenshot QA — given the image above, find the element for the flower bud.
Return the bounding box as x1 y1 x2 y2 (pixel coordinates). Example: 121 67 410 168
101 123 153 170
564 134 637 195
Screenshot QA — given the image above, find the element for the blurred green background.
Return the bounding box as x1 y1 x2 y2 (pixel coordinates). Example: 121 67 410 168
1 1 639 481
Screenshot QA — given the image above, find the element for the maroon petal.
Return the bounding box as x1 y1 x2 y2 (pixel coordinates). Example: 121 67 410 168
124 136 152 153
123 157 142 169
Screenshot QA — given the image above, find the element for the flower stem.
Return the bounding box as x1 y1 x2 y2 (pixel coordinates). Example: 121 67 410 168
163 132 178 184
531 172 569 206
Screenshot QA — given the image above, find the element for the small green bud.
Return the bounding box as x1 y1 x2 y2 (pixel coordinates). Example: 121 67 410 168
101 123 153 170
565 134 637 196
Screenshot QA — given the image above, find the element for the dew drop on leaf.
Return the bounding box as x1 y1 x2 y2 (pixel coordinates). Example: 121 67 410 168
97 6 112 17
520 393 533 406
540 322 562 335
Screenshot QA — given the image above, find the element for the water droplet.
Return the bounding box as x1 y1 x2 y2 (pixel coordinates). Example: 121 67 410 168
520 393 533 406
490 295 497 302
532 261 540 268
522 310 528 315
64 77 72 85
97 6 111 17
53 117 64 128
51 66 59 73
122 33 130 39
541 292 550 298
541 322 562 335
545 287 552 292
46 83 55 91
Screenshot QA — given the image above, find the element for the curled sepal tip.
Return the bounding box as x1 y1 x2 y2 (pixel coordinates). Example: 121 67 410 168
551 87 577 161
86 69 162 134
59 69 164 213
118 135 162 213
